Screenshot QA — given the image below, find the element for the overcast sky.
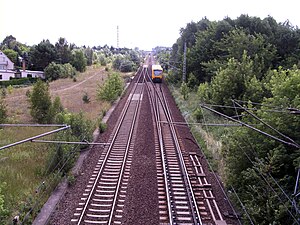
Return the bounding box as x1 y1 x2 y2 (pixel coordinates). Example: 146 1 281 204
1 0 299 50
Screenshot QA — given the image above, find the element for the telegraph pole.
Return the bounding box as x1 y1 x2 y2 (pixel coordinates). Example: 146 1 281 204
117 25 119 48
182 42 187 82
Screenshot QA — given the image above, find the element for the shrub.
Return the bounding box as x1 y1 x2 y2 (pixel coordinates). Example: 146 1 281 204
112 56 122 70
0 78 38 87
180 82 189 100
1 88 6 98
7 85 13 94
0 183 8 222
62 63 77 78
0 98 7 124
67 174 76 186
82 92 90 103
55 112 93 142
99 122 107 133
29 80 52 123
97 72 124 102
120 60 133 72
71 50 87 72
44 62 64 81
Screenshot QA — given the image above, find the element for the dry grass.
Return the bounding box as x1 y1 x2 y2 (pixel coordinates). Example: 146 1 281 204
3 65 110 123
0 65 112 223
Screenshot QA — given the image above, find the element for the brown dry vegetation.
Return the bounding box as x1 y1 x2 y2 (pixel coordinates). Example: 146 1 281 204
3 64 110 123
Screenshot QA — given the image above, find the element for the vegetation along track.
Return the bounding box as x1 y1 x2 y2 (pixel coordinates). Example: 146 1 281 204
65 62 238 225
71 67 145 224
145 69 227 224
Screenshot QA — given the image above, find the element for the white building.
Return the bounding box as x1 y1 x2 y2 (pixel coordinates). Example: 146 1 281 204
0 51 15 81
0 70 15 81
20 70 45 79
0 50 44 81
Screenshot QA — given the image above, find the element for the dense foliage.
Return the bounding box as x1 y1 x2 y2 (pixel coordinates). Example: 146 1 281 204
166 15 300 224
28 80 64 123
97 72 124 103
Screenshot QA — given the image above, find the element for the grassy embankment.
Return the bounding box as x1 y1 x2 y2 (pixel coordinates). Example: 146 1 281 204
168 84 236 181
0 65 115 223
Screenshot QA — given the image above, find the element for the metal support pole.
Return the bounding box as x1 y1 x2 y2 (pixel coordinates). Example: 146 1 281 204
182 42 187 82
0 125 71 151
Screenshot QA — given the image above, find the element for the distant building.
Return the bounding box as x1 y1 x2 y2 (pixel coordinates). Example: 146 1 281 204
0 50 14 70
20 70 45 79
0 51 15 81
0 50 44 81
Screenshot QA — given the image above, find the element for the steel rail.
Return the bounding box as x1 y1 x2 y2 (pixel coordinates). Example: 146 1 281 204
107 70 145 224
76 68 144 225
145 69 202 224
159 86 202 225
147 82 173 224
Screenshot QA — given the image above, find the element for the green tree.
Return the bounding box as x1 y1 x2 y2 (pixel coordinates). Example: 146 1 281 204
97 72 124 102
84 47 93 66
29 80 52 123
71 50 87 72
44 62 65 81
55 37 72 64
2 49 18 65
225 67 300 224
29 40 58 70
208 52 258 113
1 35 17 50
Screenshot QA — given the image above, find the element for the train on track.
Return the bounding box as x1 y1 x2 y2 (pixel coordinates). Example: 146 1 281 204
151 64 163 83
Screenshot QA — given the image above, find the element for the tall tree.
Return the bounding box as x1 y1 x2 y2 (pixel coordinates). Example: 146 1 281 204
55 37 72 64
29 80 52 123
71 50 87 72
29 40 58 70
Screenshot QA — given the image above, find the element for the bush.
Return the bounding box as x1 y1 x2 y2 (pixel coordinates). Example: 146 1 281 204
0 98 7 124
55 112 93 142
180 82 189 100
120 60 133 72
1 88 6 98
62 63 77 78
82 92 90 103
97 72 124 102
29 80 52 123
112 56 122 70
0 183 8 222
99 122 107 133
0 78 38 87
44 62 64 81
71 50 87 72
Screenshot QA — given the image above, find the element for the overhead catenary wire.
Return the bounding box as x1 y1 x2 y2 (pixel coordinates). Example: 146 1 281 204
236 136 300 217
200 104 300 148
21 140 83 224
243 152 300 224
230 185 255 225
232 100 300 148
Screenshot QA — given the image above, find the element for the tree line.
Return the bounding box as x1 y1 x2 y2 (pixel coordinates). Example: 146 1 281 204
164 14 300 224
0 36 142 81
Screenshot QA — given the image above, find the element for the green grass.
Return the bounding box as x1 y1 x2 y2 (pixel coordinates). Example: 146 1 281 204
0 127 55 223
168 84 233 179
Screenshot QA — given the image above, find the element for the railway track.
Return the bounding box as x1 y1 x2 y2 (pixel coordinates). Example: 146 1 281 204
71 68 145 224
68 62 233 225
145 68 228 225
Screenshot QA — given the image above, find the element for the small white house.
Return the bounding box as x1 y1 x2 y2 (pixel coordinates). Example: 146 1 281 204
0 51 14 70
20 70 45 79
0 51 15 81
0 69 15 81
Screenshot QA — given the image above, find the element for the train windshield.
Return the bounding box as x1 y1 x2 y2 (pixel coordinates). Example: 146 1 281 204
154 70 162 76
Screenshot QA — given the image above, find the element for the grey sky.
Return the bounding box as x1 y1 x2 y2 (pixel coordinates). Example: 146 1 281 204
1 0 299 50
